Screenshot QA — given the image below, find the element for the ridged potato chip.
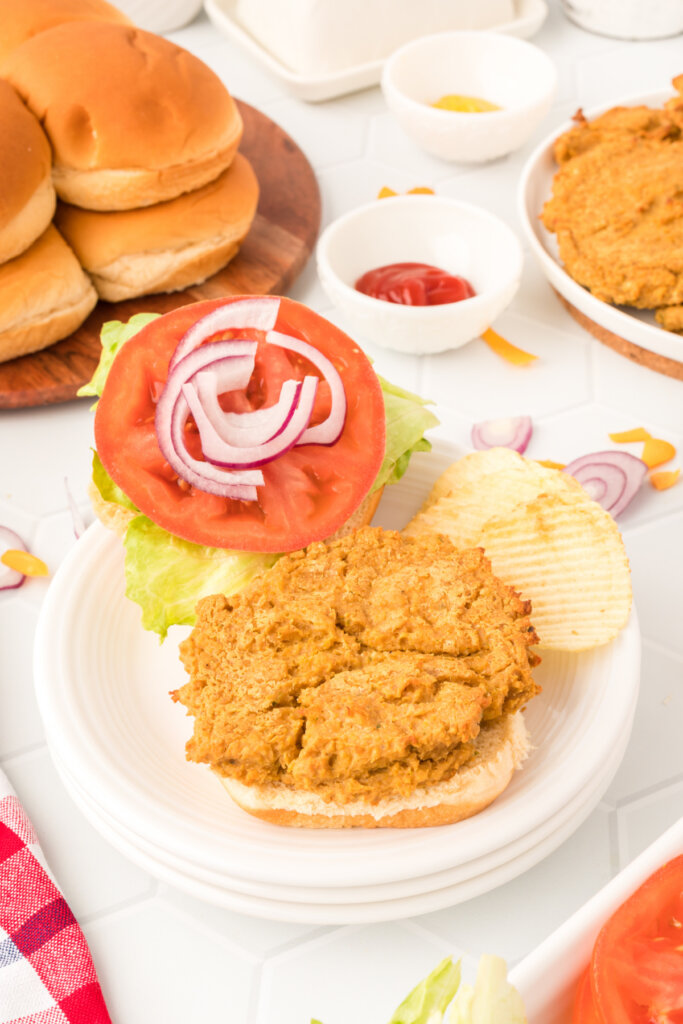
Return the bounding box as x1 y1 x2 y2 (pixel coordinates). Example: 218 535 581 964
406 448 632 651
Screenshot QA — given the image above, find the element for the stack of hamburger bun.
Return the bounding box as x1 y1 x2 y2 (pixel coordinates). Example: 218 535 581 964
0 78 97 362
0 0 259 361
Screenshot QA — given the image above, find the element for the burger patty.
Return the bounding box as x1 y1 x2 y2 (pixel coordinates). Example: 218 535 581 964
174 527 541 804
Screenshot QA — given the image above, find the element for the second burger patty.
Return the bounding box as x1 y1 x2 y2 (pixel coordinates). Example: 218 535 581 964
174 527 541 804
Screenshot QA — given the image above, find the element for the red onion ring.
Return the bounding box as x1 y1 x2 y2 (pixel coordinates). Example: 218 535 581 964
156 341 265 499
471 416 533 454
182 376 318 469
194 372 301 447
563 450 648 517
169 297 280 372
0 526 27 591
266 330 346 445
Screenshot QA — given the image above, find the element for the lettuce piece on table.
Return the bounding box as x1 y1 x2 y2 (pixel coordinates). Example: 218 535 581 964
450 956 527 1024
388 956 462 1024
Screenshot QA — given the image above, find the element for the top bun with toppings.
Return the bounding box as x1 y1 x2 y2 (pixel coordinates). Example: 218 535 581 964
3 22 243 210
83 297 438 637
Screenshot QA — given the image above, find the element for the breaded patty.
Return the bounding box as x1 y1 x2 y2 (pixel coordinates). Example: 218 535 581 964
541 77 683 327
174 527 540 805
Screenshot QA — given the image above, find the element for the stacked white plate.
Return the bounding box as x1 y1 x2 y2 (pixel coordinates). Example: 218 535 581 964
33 439 641 923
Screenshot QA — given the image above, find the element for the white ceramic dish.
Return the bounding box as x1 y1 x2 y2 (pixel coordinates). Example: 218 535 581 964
511 815 683 1023
34 433 640 904
518 87 683 365
49 737 631 923
48 696 632 909
316 196 523 354
381 31 557 163
204 0 548 103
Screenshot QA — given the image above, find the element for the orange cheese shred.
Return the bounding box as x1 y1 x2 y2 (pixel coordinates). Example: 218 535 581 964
406 186 435 194
609 427 652 443
641 437 677 469
481 328 538 366
1 550 49 577
650 469 680 491
537 459 565 470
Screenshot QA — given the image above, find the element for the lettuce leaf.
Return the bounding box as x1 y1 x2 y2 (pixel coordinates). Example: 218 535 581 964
450 956 527 1024
374 376 440 492
388 957 462 1024
77 313 161 406
124 516 277 639
86 314 439 638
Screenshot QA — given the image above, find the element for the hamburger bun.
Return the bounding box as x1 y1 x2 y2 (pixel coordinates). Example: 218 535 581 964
3 22 243 210
0 80 55 264
55 153 260 301
218 711 529 829
0 0 132 65
0 225 97 363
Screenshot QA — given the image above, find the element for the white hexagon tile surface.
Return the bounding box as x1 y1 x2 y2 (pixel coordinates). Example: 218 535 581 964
1 2 682 1022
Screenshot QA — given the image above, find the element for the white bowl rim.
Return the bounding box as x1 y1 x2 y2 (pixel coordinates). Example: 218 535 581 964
516 85 683 359
381 29 558 119
316 194 524 315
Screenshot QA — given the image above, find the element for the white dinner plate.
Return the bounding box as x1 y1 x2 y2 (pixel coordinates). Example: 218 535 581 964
48 736 630 924
34 434 641 897
518 87 683 365
204 0 548 102
48 694 633 913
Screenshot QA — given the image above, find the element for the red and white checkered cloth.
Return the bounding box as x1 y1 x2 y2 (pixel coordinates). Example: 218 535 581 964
0 771 112 1024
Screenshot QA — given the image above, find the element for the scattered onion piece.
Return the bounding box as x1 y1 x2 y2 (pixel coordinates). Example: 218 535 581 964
609 427 652 443
0 526 27 590
471 416 533 453
481 328 537 366
650 468 680 491
641 436 676 469
64 477 86 540
537 459 565 470
563 450 647 517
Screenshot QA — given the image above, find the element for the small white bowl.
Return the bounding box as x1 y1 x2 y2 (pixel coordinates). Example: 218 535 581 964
381 30 558 163
316 194 523 354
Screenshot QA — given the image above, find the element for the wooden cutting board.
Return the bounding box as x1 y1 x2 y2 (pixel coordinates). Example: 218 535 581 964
0 99 321 409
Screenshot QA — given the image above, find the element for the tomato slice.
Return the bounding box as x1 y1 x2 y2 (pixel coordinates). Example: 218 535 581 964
591 855 683 1024
94 297 386 553
572 968 604 1024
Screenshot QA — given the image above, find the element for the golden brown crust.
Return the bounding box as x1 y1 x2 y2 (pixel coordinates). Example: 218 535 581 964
4 22 243 209
55 154 259 299
0 0 132 66
0 226 97 363
0 80 55 260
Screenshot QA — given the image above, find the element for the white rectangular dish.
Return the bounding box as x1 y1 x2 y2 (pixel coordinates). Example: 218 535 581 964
510 815 683 1023
204 0 548 101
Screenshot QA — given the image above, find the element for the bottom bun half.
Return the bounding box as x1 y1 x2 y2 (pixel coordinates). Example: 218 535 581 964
216 713 530 829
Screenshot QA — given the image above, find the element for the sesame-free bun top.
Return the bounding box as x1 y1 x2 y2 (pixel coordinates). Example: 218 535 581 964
0 0 132 66
0 79 55 264
3 22 244 210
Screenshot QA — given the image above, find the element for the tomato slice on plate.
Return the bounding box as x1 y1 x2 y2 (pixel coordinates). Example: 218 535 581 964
591 855 683 1024
573 968 603 1024
94 296 386 552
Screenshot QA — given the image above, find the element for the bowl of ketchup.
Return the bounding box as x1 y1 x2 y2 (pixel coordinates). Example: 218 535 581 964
316 194 523 354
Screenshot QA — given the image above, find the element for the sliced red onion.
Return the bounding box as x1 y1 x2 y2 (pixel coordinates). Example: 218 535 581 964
0 526 27 591
182 376 319 469
156 340 265 500
64 477 86 540
563 451 648 517
194 372 301 447
170 298 280 372
471 416 533 454
266 330 346 445
193 350 256 395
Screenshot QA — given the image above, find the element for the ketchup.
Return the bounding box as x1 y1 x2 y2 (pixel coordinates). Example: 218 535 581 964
355 262 476 306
